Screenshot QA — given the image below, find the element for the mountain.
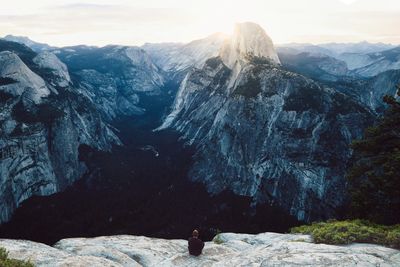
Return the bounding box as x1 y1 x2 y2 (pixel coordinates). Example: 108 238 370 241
2 35 54 52
319 41 396 55
348 47 400 77
277 43 335 56
1 25 397 240
1 232 399 266
33 51 71 87
0 40 119 223
278 52 349 82
142 33 226 82
277 44 400 109
328 69 400 113
158 22 373 221
53 45 165 120
279 42 395 56
143 33 226 72
278 42 400 78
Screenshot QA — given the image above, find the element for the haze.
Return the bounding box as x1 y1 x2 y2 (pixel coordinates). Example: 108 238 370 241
1 0 400 47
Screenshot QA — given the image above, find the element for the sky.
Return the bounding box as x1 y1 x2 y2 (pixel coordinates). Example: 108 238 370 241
0 0 399 47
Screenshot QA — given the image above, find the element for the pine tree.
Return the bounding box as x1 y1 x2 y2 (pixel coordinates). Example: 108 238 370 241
347 86 400 224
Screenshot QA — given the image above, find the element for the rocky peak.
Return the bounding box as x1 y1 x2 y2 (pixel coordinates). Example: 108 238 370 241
158 25 373 221
33 51 71 87
220 22 280 69
0 51 49 103
2 35 53 52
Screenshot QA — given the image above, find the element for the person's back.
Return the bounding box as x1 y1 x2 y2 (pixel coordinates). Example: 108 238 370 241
188 230 204 256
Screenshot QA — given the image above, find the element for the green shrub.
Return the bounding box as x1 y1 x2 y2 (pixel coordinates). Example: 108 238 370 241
213 234 224 245
291 220 400 249
386 228 400 249
0 247 34 267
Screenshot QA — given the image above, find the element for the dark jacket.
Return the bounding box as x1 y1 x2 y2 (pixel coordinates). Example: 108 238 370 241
188 237 204 256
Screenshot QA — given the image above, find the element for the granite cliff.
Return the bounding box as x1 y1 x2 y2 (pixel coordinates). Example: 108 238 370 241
159 23 373 221
0 40 119 223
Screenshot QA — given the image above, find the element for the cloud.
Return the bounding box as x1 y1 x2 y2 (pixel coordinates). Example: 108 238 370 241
0 4 196 46
0 0 399 46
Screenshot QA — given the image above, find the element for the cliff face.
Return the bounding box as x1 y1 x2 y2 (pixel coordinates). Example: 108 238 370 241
54 45 165 121
219 22 280 68
321 69 400 114
0 41 119 223
159 23 373 221
359 70 400 112
0 232 399 266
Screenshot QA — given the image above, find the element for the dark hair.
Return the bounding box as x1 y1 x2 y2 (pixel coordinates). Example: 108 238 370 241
192 229 199 237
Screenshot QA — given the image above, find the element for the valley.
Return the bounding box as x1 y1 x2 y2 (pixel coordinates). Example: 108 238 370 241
0 22 399 247
0 84 299 245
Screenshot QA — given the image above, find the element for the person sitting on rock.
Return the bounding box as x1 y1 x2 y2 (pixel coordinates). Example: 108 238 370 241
188 229 204 256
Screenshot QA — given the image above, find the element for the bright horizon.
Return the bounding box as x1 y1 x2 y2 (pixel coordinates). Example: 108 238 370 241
0 0 400 47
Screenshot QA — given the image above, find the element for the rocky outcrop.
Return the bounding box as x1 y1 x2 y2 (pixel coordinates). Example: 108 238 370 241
1 232 399 266
220 22 280 68
159 23 373 221
0 51 50 103
355 70 400 112
0 41 119 223
33 51 71 87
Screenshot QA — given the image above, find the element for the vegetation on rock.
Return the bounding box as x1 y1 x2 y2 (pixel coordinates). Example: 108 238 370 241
0 247 33 267
291 220 400 249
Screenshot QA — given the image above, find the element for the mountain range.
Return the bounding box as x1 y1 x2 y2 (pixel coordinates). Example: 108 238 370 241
0 24 399 241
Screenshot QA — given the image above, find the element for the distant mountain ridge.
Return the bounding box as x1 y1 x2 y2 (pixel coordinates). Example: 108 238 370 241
0 28 399 227
4 33 399 79
277 42 400 78
2 35 54 52
278 41 396 55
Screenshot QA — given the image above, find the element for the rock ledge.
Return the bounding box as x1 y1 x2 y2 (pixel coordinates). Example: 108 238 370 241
0 232 399 266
